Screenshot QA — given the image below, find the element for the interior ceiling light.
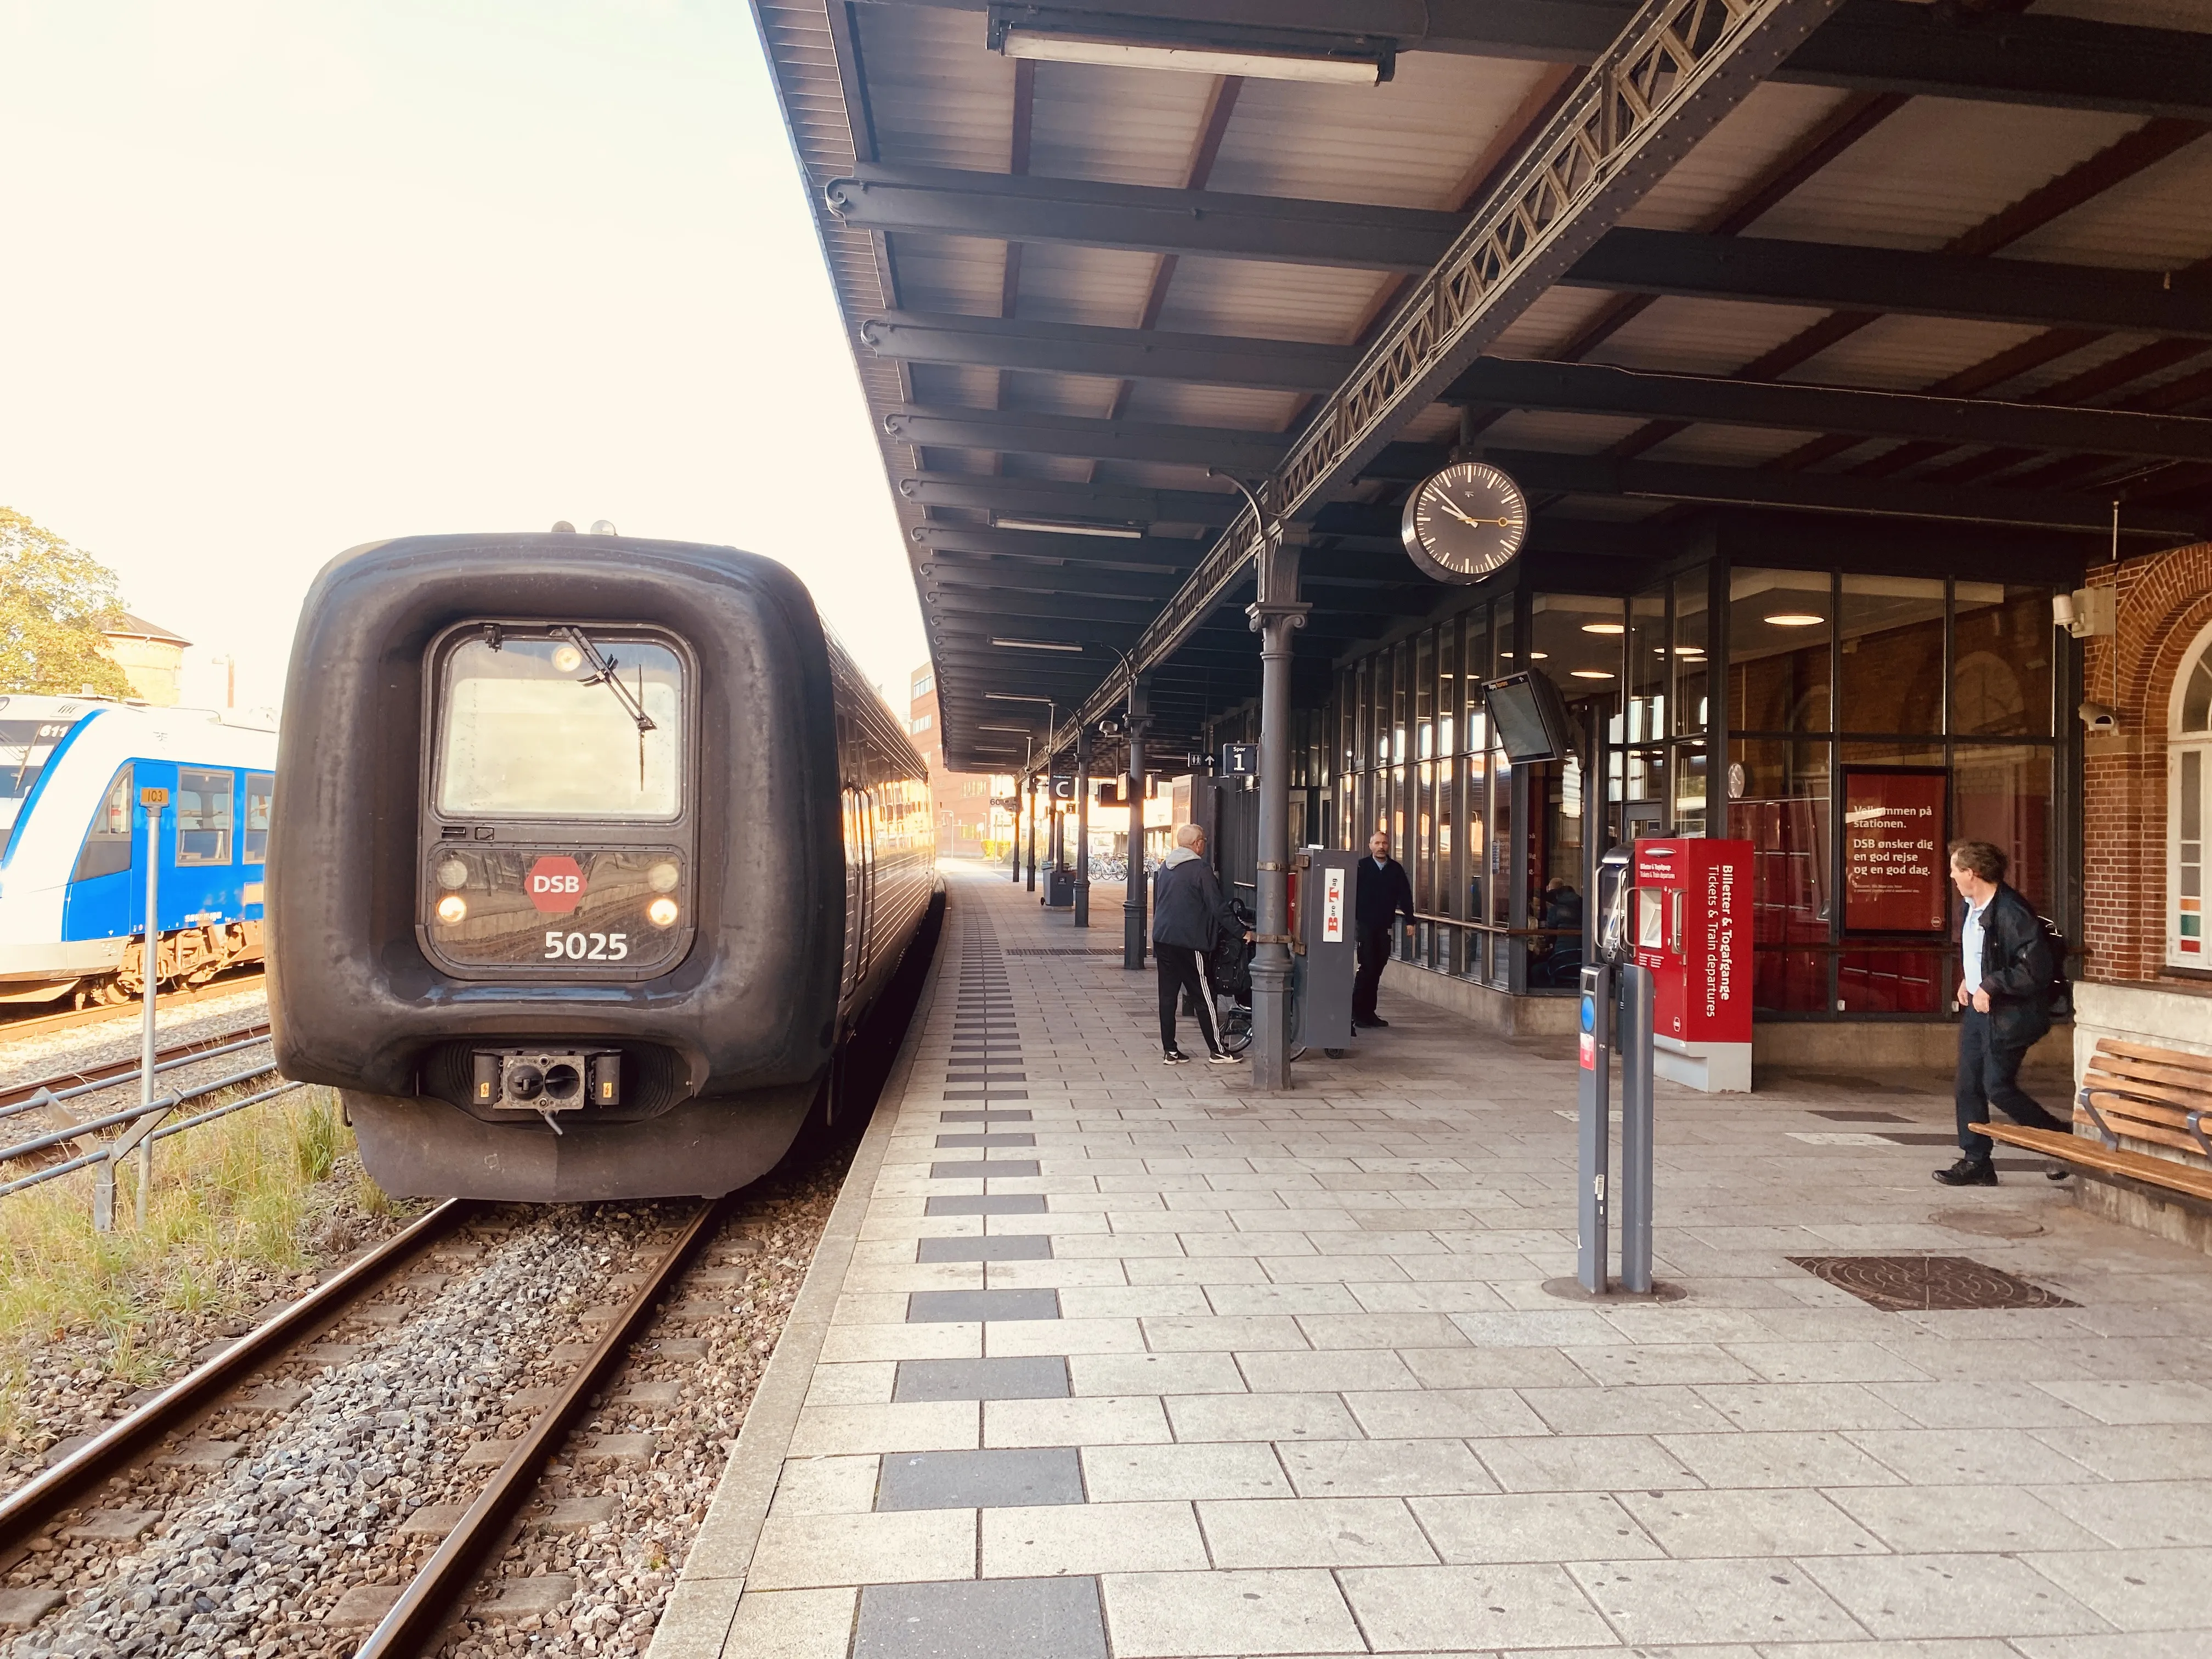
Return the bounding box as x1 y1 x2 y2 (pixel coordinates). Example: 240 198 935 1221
990 637 1086 653
994 515 1143 539
976 723 1036 732
1765 613 1826 627
996 27 1390 85
1528 651 1549 660
1581 622 1625 635
1571 669 1617 680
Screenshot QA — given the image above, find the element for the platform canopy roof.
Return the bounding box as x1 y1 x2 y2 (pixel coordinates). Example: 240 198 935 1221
758 0 2212 773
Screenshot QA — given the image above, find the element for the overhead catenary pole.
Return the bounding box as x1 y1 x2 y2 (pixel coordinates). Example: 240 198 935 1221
1073 725 1092 927
1123 675 1150 970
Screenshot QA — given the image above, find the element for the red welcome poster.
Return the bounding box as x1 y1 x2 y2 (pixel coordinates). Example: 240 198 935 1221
1842 766 1948 933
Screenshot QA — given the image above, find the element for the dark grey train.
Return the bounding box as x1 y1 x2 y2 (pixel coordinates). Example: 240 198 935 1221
267 531 935 1200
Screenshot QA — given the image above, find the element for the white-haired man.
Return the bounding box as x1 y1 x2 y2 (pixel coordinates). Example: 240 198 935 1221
1151 823 1250 1065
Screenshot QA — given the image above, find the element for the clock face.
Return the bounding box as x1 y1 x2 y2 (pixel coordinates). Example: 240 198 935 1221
1400 461 1528 583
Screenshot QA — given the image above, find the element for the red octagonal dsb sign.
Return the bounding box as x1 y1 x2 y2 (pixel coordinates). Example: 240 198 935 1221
526 855 586 914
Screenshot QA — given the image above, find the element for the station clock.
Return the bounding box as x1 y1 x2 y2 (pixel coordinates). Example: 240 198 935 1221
1400 460 1528 583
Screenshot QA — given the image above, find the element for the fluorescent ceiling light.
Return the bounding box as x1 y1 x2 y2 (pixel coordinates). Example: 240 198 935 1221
1765 613 1825 627
990 637 1087 653
1528 651 1549 661
1581 623 1625 635
1571 670 1616 681
994 515 1143 539
1001 29 1384 84
977 723 1036 732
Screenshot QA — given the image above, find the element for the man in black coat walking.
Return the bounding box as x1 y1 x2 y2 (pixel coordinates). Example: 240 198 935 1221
1152 823 1251 1065
1937 838 2067 1187
1352 830 1414 1029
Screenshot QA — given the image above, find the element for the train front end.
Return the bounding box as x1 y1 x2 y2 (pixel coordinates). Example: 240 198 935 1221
268 533 845 1200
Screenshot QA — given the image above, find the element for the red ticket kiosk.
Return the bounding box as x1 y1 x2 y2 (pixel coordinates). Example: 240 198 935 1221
1632 838 1753 1092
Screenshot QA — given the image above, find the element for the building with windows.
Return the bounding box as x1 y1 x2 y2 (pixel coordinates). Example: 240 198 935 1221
100 613 190 706
907 664 1012 859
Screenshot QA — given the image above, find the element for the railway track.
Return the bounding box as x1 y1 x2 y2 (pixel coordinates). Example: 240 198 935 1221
0 972 267 1046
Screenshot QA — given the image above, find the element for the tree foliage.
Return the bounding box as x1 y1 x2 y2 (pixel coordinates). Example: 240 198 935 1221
0 508 137 699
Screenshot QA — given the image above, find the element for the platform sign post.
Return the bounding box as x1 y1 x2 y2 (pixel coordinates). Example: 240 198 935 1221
1576 962 1613 1294
96 788 168 1232
1618 962 1656 1294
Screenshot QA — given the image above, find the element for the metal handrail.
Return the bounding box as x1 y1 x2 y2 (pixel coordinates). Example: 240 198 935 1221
0 1060 298 1200
0 1032 273 1125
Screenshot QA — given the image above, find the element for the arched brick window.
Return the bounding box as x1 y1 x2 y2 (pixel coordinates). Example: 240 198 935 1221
2172 620 2212 968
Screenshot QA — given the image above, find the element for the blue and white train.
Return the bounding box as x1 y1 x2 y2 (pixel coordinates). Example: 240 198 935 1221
0 695 277 1006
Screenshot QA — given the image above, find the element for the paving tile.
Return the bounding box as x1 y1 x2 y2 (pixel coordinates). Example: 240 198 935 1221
770 1455 882 1517
2028 1479 2212 1548
1844 1427 2102 1485
1067 1350 1246 1396
1616 1488 1886 1559
2024 1547 2212 1632
931 1160 1043 1179
877 1447 1085 1511
787 1402 979 1457
1141 1315 1311 1352
852 1576 1106 1659
1521 1383 1734 1436
1339 1562 1618 1651
820 1322 982 1364
1474 1435 1700 1493
1412 1492 1664 1564
1082 1442 1295 1503
1657 1430 1905 1489
1567 1558 1864 1645
1276 1438 1498 1499
1342 1387 1550 1440
1863 1378 2097 1430
1824 1482 2102 1556
977 1391 1170 1451
747 1507 978 1590
984 1317 1146 1357
722 1587 857 1659
981 1500 1209 1577
1798 1553 2107 1640
926 1195 1049 1216
1099 1567 1364 1657
909 1289 1060 1323
1722 1341 1937 1384
1236 1348 1422 1393
2033 1379 2212 1425
1397 1345 1594 1390
893 1356 1070 1402
917 1235 1056 1263
1197 1497 1437 1568
1565 1344 1764 1386
1165 1391 1364 1443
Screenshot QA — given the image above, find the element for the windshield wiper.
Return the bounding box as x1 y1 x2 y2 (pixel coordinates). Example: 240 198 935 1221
554 627 656 734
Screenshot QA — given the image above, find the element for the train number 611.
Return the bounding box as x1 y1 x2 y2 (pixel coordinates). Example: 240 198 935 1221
543 930 630 961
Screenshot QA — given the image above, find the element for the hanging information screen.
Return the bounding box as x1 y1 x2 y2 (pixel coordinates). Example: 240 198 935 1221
1841 766 1948 934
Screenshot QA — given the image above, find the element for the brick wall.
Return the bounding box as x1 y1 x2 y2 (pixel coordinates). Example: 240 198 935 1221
2080 541 2212 985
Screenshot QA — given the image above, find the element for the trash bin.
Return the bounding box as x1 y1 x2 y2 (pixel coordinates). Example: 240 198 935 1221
1045 867 1076 909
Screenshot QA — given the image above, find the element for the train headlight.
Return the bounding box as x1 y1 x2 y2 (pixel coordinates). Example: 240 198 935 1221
552 644 584 674
646 896 680 928
436 894 469 925
647 860 680 894
435 858 470 890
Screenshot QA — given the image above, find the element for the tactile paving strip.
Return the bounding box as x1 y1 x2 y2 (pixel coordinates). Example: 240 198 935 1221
1786 1254 2079 1312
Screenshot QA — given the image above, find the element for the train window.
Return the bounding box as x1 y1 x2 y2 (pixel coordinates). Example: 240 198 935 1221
436 631 684 820
243 774 273 862
176 768 235 865
0 716 87 832
72 766 134 882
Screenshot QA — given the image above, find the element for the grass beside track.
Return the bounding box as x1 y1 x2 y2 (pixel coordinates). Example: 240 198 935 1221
0 1085 422 1449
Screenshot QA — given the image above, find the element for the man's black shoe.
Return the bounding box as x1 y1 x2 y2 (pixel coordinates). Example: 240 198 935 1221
1933 1157 1998 1187
1365 1017 1391 1029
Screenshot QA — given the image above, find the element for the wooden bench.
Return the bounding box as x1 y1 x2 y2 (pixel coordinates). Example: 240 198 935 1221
1977 1039 2212 1205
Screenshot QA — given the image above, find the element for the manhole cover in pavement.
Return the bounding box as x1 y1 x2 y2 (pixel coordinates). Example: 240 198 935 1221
1786 1255 2076 1312
1931 1209 2046 1239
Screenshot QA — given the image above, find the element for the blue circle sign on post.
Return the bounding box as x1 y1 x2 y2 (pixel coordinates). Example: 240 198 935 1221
1579 995 1595 1034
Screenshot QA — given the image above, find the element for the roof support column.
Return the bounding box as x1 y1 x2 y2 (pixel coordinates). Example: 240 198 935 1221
1123 678 1152 972
1074 726 1092 929
1233 474 1311 1093
1025 772 1038 891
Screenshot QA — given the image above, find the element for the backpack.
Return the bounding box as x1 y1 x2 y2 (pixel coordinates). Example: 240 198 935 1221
2036 912 2073 1019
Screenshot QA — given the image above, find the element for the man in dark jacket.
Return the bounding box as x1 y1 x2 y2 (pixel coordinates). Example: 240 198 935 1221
1152 823 1249 1065
1937 838 2067 1186
1352 830 1414 1028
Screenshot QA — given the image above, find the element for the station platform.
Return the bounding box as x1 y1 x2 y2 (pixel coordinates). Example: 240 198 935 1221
650 862 2212 1658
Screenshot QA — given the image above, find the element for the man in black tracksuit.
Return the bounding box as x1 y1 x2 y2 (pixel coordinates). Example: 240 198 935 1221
1937 837 2067 1187
1152 823 1250 1065
1353 830 1414 1029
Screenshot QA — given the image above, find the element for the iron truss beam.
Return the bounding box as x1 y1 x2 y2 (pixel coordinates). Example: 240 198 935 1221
1486 448 2210 537
1092 0 1853 726
843 175 2212 337
857 1 2212 120
891 405 1287 472
912 524 1210 567
899 472 1242 526
862 312 1352 392
1447 358 2212 461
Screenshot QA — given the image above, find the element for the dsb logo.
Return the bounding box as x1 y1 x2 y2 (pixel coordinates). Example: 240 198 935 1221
526 855 586 915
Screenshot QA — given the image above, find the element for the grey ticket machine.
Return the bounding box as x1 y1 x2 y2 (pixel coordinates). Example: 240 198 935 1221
1293 848 1359 1056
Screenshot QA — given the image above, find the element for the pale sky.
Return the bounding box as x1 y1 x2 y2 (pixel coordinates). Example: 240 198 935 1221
1 0 926 712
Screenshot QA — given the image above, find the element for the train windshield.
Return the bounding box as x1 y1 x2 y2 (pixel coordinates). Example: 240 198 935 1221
437 631 685 820
0 716 87 832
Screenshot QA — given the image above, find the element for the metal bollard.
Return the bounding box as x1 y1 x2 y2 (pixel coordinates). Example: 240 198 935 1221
1617 962 1655 1294
1576 962 1613 1295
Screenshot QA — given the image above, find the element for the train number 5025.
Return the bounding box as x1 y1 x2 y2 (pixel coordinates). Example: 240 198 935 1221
543 930 630 961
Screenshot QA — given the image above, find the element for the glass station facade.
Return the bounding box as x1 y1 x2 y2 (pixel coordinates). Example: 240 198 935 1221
1220 550 2076 1025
